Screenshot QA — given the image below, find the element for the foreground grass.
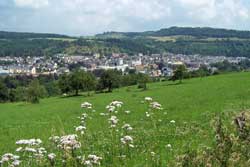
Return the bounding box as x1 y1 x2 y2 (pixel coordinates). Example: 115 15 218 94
1 72 250 166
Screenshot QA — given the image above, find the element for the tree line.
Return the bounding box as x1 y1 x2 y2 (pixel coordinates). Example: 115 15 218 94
0 69 151 103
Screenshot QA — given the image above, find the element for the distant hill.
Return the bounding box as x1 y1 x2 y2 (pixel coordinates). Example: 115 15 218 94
0 31 70 39
1 27 250 58
96 27 250 39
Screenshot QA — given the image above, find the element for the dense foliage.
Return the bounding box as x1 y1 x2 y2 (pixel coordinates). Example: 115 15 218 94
97 27 250 39
0 69 152 103
0 31 69 39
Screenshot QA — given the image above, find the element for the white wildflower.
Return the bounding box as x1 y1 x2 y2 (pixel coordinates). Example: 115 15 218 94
170 120 176 124
145 112 151 117
75 126 86 132
81 113 88 119
81 102 92 109
106 105 116 113
109 116 119 128
166 144 172 148
58 134 81 150
49 136 60 143
1 153 20 166
16 139 42 146
84 160 92 167
87 154 102 165
12 160 21 166
129 144 134 148
48 153 56 160
16 147 23 152
24 147 37 153
110 101 123 108
122 124 133 131
151 152 156 157
37 147 47 155
100 113 106 116
150 102 163 110
121 135 134 148
106 101 123 113
145 97 153 102
124 110 131 114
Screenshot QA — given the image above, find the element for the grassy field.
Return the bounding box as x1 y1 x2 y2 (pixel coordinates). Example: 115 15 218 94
1 72 250 166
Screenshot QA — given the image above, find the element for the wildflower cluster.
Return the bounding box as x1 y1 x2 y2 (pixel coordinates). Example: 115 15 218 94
50 134 81 151
81 102 92 109
120 135 134 148
122 124 133 131
150 101 163 110
77 103 90 135
121 123 134 148
145 97 153 102
15 139 47 159
49 101 102 166
0 97 188 166
106 100 135 154
144 97 163 112
107 101 123 128
106 100 123 113
0 153 20 167
84 154 102 166
143 96 164 128
76 113 88 135
47 153 56 166
109 116 119 128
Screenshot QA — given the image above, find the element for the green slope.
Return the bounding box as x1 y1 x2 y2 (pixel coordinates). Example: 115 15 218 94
0 72 250 166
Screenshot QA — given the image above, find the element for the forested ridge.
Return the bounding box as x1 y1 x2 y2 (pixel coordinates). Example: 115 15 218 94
1 27 250 57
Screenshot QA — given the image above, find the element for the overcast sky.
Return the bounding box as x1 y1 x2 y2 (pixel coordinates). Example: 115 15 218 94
0 0 250 36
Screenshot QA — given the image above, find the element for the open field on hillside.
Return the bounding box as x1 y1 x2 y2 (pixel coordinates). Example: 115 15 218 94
149 35 250 42
1 72 250 166
46 38 77 42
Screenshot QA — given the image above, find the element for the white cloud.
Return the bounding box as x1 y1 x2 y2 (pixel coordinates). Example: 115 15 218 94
50 0 172 34
1 0 249 35
177 0 213 8
14 0 49 9
176 0 249 26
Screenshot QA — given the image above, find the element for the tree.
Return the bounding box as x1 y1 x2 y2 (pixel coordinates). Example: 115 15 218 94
15 87 27 102
97 70 121 92
121 74 138 87
171 65 187 83
69 69 96 96
137 73 150 90
0 80 9 102
45 81 61 97
197 65 210 79
82 72 96 96
58 73 71 95
70 69 84 96
27 79 47 103
4 76 18 89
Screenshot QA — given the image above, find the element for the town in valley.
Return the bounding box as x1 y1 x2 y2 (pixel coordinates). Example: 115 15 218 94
0 53 247 77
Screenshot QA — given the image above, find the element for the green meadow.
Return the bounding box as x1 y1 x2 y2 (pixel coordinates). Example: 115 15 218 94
1 72 250 166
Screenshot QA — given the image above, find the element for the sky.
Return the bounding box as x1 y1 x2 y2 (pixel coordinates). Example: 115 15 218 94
0 0 250 36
